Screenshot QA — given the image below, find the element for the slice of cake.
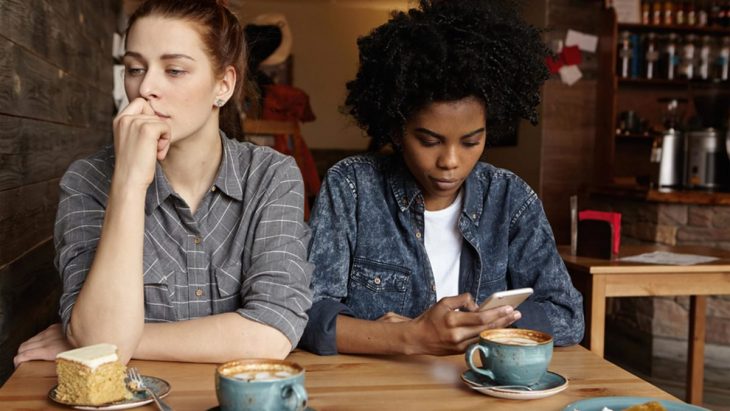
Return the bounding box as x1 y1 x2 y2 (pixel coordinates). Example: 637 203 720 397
55 343 131 405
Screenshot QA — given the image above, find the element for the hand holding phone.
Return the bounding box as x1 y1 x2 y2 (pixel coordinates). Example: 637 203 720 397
478 287 533 312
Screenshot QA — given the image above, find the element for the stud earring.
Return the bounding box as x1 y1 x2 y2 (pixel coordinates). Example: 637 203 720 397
214 98 225 107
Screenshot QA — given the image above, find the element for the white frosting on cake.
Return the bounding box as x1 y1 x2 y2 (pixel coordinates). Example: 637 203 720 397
56 343 119 369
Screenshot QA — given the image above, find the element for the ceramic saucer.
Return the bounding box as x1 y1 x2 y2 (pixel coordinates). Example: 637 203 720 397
49 375 171 410
460 369 568 400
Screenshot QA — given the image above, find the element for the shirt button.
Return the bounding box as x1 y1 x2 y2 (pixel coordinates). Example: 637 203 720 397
431 284 436 291
472 213 477 219
211 186 217 192
416 231 422 239
194 236 202 245
374 276 382 285
195 289 203 297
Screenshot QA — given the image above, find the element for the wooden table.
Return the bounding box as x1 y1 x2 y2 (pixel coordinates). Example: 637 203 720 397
559 244 730 405
0 345 683 410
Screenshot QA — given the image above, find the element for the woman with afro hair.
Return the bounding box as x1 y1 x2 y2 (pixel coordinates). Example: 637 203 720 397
300 0 584 355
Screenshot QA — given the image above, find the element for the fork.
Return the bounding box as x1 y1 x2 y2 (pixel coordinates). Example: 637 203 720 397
127 367 173 411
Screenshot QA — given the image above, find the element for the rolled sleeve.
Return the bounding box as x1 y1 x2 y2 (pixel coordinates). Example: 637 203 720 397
54 158 109 334
299 299 354 355
238 156 314 347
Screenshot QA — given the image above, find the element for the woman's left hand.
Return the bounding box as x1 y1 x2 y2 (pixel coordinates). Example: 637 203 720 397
14 323 72 367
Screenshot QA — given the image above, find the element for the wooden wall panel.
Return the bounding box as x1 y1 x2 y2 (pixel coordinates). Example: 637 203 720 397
536 0 604 244
0 0 115 88
0 116 110 191
0 0 118 386
540 79 598 244
0 37 113 127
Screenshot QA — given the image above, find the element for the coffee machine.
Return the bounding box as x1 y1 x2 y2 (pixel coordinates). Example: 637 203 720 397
687 93 730 190
685 128 728 189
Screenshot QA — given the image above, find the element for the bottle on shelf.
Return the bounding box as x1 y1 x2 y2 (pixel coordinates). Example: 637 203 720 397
660 32 680 79
642 0 653 24
698 0 710 26
645 32 661 79
687 0 697 25
698 35 713 79
679 34 697 79
653 0 665 24
715 36 730 80
664 0 675 25
618 31 633 78
676 0 686 25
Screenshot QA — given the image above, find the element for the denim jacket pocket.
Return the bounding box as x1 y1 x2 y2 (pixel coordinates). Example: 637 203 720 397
347 258 410 320
213 263 243 313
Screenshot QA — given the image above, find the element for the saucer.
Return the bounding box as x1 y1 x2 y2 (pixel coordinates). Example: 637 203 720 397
49 375 170 410
461 369 568 400
561 396 711 411
207 407 316 411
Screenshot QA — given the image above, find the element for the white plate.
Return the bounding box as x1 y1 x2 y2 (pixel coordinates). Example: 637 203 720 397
461 369 568 400
562 396 711 411
49 374 170 410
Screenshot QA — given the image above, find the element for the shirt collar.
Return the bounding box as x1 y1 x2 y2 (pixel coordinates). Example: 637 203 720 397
144 131 243 215
212 132 244 201
386 154 485 224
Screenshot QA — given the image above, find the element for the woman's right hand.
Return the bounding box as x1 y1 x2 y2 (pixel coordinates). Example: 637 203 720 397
406 293 520 355
14 323 72 367
112 97 171 189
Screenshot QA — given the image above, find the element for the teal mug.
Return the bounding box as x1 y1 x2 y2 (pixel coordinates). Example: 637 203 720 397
465 328 553 386
215 359 308 411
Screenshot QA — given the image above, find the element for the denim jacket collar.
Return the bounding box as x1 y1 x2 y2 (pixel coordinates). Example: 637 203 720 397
386 155 485 226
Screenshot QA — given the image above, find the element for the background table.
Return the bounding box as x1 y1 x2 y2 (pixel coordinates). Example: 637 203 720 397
559 244 730 405
0 345 682 410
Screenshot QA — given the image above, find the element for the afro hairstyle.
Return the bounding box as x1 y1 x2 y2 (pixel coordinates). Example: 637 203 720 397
344 0 550 149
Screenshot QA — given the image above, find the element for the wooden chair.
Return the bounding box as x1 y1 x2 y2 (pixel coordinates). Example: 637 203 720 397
241 117 319 219
241 118 300 148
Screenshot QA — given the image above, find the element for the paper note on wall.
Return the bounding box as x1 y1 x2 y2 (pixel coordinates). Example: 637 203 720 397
565 30 598 53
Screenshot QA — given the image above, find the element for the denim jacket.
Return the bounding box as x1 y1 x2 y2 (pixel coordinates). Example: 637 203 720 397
300 154 584 354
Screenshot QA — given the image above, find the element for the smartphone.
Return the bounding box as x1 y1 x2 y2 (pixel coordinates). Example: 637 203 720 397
478 287 533 312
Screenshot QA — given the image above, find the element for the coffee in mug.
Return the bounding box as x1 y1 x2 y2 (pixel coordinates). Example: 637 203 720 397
216 359 307 411
465 328 553 386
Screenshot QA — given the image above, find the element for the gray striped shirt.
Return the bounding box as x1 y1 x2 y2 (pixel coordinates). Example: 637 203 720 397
54 134 313 345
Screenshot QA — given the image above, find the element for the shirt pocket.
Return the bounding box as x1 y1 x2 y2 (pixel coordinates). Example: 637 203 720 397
213 262 242 313
142 255 176 322
347 258 410 320
143 283 175 322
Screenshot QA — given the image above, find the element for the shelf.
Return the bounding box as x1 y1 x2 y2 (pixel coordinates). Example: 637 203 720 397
615 132 655 140
617 78 730 87
618 23 730 35
590 184 730 205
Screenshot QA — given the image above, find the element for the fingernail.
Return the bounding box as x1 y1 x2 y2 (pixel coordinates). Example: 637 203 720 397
513 311 522 320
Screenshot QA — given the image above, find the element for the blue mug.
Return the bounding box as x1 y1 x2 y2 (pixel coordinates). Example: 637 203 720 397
216 359 308 411
465 328 553 386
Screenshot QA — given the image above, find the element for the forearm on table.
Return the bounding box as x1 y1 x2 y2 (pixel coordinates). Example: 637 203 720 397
335 315 414 355
67 184 147 362
133 312 292 362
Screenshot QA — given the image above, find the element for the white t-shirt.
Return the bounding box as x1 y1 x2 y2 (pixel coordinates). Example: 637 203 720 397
424 192 463 301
